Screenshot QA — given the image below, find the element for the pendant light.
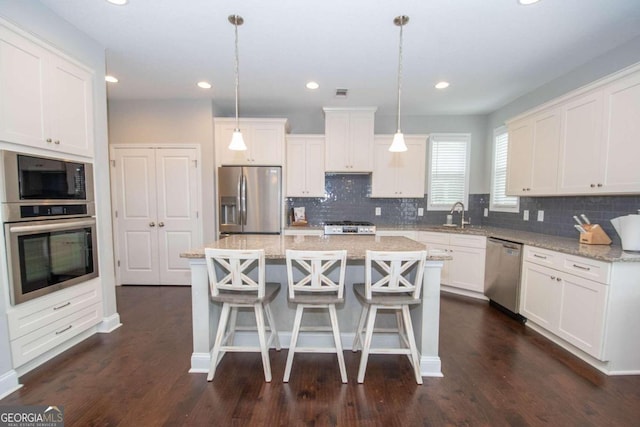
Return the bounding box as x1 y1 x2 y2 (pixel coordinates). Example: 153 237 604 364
389 15 409 152
228 14 247 151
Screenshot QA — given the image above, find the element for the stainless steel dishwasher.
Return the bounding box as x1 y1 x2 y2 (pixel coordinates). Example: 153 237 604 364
484 237 526 322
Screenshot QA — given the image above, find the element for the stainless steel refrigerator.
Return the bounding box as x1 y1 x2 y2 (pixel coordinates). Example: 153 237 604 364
218 166 282 235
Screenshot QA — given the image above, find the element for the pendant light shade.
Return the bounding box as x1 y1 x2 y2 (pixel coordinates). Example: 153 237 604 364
390 15 409 153
389 131 407 152
228 14 247 151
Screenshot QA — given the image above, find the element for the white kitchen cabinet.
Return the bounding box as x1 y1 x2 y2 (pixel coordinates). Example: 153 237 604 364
215 118 288 166
520 246 609 360
286 135 325 197
417 231 486 297
506 108 561 196
371 135 427 198
323 108 375 172
6 279 102 368
508 67 640 196
557 90 605 194
600 71 640 193
0 24 94 157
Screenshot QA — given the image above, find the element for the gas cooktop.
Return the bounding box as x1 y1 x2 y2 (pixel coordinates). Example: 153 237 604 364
323 221 376 235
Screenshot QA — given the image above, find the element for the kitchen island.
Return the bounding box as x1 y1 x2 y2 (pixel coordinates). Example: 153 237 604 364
181 234 450 378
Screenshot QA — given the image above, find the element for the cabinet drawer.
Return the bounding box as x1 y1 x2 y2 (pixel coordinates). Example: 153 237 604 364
563 255 611 284
10 302 103 367
417 231 450 245
7 280 101 339
524 246 560 268
450 234 486 249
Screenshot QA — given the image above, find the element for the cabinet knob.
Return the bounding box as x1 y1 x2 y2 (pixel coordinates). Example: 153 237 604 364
46 138 52 143
54 140 60 145
550 276 556 280
556 277 561 282
158 222 165 227
149 222 156 227
597 183 603 187
590 183 596 188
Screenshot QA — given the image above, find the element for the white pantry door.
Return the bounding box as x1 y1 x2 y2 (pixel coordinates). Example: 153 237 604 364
113 147 200 285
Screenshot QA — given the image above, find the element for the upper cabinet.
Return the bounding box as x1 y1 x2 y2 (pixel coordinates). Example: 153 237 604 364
506 108 561 196
214 118 288 166
507 66 640 196
286 135 325 197
0 24 95 157
371 135 426 198
323 108 376 172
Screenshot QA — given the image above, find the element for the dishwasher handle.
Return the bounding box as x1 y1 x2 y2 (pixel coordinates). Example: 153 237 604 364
488 238 522 252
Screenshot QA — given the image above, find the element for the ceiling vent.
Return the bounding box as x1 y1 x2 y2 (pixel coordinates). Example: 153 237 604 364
335 88 348 98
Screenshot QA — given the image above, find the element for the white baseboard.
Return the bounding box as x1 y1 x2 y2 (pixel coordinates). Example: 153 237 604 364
189 353 211 374
420 356 443 377
0 369 21 400
97 313 122 333
441 285 488 301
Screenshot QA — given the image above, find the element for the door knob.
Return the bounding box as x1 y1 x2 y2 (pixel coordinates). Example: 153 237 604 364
149 222 155 227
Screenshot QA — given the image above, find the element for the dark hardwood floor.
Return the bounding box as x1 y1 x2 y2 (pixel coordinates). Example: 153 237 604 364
2 286 639 426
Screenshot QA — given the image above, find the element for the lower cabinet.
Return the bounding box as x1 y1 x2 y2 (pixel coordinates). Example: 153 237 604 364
416 231 486 296
6 280 103 368
520 246 608 360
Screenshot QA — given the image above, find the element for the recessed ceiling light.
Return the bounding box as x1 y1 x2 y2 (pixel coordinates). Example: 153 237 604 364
105 75 118 83
197 81 212 89
435 81 450 89
106 0 128 5
518 0 540 5
306 81 319 90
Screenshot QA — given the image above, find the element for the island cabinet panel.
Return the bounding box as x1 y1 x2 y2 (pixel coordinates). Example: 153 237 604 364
0 23 94 157
371 135 426 198
286 135 325 197
323 108 375 172
214 118 288 166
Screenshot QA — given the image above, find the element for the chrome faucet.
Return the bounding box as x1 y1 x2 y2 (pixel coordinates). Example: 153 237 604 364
450 201 470 228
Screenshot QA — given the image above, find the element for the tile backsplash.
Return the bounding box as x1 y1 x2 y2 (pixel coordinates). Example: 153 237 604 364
286 174 640 246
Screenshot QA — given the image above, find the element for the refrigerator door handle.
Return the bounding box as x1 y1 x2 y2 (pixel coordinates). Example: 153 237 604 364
235 171 242 225
240 172 247 225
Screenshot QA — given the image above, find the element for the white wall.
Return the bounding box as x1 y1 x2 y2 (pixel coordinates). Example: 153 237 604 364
107 99 216 244
0 0 117 395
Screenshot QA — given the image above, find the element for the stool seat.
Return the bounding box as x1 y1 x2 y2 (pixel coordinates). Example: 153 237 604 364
212 283 280 304
353 283 421 306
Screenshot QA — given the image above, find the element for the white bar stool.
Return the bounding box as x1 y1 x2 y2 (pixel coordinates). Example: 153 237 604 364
284 249 348 383
204 248 281 382
352 250 427 384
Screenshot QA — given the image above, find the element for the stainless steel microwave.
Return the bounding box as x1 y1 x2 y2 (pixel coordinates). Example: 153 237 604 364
0 150 94 221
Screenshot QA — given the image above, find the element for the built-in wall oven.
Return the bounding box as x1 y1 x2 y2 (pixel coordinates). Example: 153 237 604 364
1 150 97 305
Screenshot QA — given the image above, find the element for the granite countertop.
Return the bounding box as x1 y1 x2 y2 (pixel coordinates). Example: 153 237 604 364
375 225 640 263
180 234 451 261
283 224 640 262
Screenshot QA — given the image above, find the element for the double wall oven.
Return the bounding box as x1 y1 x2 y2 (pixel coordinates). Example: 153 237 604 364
1 150 98 305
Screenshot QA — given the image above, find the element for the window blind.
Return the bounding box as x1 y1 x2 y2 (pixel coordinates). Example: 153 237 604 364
428 135 469 209
491 130 519 209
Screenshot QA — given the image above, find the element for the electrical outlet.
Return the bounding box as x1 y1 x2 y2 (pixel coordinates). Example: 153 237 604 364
418 208 424 216
537 210 544 222
375 207 381 216
523 210 529 221
484 208 488 217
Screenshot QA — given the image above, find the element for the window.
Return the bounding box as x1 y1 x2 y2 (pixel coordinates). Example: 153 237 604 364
427 133 470 211
490 127 519 212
